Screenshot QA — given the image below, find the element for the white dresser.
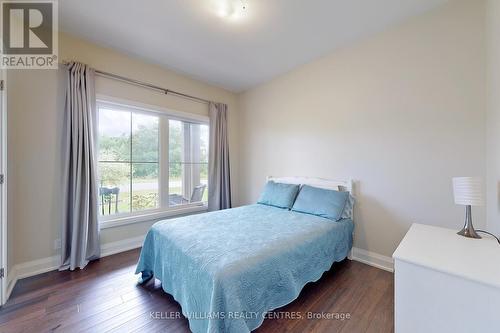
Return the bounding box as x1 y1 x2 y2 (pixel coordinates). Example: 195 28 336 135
393 223 500 333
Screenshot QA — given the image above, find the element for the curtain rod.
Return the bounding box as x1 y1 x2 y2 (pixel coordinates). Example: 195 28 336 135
62 61 213 105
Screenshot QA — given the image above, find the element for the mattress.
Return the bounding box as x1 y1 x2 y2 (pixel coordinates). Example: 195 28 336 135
135 204 354 333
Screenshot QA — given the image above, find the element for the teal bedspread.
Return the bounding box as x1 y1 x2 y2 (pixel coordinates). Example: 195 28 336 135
135 204 353 333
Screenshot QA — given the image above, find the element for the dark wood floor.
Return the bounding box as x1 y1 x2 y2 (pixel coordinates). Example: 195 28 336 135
0 249 394 333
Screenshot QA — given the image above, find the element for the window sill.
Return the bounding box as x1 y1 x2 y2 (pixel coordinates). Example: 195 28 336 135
99 204 208 229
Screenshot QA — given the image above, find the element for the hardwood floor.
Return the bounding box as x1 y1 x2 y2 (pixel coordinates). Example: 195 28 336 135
0 249 394 333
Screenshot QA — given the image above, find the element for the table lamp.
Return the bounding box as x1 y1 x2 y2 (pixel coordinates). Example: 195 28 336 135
452 177 484 239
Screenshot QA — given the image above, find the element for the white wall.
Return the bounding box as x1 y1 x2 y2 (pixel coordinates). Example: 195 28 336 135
7 33 239 265
237 0 486 257
486 0 500 236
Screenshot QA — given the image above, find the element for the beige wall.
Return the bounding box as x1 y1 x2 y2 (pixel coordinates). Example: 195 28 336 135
7 68 65 266
237 0 486 257
486 0 500 234
486 0 500 236
7 33 239 265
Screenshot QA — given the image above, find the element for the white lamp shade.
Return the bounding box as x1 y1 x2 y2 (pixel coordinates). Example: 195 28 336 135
452 177 484 206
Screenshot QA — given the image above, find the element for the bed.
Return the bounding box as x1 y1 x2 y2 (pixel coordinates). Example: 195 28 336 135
135 177 354 333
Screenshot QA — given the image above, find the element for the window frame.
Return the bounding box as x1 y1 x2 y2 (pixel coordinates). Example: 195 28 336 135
96 96 209 229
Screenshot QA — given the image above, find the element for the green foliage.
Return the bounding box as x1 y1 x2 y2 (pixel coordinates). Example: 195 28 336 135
132 192 158 211
99 135 129 161
132 122 159 177
98 116 209 216
99 121 159 179
99 156 129 186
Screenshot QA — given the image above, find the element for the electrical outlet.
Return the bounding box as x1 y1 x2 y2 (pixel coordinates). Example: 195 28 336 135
54 238 61 250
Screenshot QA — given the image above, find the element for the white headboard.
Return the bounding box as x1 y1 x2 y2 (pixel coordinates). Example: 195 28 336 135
267 176 353 193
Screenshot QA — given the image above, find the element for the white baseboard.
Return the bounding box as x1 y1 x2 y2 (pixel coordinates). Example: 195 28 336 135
5 269 18 302
4 235 145 302
350 247 394 272
4 256 60 303
4 239 393 304
15 255 60 280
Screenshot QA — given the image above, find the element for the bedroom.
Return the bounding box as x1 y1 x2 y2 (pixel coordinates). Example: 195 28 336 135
0 0 499 332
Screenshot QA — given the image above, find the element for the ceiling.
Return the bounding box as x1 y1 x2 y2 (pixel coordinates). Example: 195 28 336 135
60 0 449 92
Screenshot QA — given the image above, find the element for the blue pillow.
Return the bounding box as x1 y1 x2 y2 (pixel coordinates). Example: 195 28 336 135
291 185 349 221
257 181 300 209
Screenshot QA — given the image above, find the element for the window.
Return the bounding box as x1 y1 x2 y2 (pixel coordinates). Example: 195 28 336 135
97 101 209 223
168 120 209 207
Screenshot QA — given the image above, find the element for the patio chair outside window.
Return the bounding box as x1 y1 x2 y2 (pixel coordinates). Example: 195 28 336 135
169 184 206 206
100 187 120 215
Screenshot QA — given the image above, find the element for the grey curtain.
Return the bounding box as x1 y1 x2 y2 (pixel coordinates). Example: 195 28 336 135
208 102 232 211
60 62 100 271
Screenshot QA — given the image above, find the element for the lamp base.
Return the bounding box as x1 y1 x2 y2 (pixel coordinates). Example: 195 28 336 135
457 205 481 239
457 227 481 239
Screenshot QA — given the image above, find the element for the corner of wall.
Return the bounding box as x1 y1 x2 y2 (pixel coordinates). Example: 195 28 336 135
486 0 500 235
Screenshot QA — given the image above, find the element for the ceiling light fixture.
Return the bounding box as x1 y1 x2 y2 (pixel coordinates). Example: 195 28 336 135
213 0 248 20
241 0 248 11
